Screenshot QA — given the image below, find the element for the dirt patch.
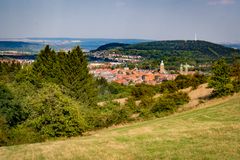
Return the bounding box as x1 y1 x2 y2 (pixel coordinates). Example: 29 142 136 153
181 83 213 109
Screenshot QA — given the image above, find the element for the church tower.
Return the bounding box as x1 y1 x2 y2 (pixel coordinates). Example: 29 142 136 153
180 63 183 74
160 60 165 74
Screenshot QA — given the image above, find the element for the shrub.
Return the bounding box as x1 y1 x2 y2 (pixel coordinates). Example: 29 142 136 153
24 83 87 137
158 80 178 93
131 84 155 99
151 92 189 114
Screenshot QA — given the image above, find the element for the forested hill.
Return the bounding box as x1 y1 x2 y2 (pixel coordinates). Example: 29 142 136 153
124 40 239 58
94 40 240 65
94 43 129 51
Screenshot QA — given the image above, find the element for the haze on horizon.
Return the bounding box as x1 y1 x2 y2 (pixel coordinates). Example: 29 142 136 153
0 0 239 43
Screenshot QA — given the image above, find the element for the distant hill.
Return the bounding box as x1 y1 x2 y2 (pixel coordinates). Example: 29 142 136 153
94 43 129 51
223 43 240 50
95 40 240 65
124 40 238 58
0 39 150 53
0 41 42 52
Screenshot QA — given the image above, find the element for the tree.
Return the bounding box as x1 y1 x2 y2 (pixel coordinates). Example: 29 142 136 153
32 46 98 106
208 59 233 97
32 45 58 83
25 83 87 137
231 54 240 92
60 46 98 106
0 84 26 126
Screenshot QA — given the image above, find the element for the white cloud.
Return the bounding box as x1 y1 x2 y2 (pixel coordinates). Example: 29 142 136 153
208 0 235 5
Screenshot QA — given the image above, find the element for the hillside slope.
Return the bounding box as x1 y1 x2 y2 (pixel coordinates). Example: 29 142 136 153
0 94 240 160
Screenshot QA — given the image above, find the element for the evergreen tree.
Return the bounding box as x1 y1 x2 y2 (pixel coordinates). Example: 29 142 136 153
32 45 57 83
61 46 97 106
32 45 98 106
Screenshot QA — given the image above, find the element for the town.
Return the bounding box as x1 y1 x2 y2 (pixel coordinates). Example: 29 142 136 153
89 60 194 85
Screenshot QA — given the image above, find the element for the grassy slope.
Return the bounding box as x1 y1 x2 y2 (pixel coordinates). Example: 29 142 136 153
1 95 240 160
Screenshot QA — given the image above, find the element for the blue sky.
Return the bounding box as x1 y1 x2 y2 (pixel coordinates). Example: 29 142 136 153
0 0 239 42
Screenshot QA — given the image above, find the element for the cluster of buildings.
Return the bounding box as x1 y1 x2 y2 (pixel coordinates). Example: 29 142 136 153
0 59 34 65
89 61 178 85
88 50 142 63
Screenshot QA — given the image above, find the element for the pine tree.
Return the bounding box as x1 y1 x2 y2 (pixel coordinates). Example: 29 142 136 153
61 46 98 106
32 45 98 106
32 45 57 83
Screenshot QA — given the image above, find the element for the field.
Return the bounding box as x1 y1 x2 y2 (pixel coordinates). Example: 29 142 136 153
0 94 240 160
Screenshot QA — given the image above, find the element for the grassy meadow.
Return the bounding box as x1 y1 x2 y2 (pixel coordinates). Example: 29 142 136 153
0 95 240 160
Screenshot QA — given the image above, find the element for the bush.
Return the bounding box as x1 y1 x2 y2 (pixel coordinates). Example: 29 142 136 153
158 80 178 93
0 84 27 127
191 72 207 89
24 83 87 137
0 116 9 146
175 75 192 89
86 101 129 128
138 96 155 118
131 84 156 99
151 92 189 114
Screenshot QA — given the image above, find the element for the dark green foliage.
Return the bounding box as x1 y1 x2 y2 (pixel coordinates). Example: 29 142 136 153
191 72 207 89
138 96 155 117
96 80 133 102
151 92 190 114
131 84 156 99
157 80 178 93
25 83 87 137
60 46 97 106
0 84 26 126
174 73 207 90
86 101 129 128
231 55 240 92
125 97 137 112
32 45 58 83
0 116 9 146
124 40 238 58
97 40 240 70
94 43 129 51
0 61 21 82
4 125 44 146
208 59 233 97
32 46 98 106
175 75 192 89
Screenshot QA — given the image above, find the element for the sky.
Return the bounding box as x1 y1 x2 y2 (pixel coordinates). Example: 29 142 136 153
0 0 239 43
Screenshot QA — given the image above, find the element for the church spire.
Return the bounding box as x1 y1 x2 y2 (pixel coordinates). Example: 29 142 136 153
160 60 165 74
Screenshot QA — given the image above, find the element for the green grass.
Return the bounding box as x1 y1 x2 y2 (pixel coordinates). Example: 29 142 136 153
1 96 240 160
